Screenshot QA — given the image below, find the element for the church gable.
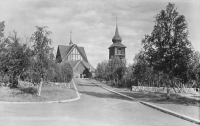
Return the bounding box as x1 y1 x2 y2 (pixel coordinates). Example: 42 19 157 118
66 46 83 61
64 45 88 62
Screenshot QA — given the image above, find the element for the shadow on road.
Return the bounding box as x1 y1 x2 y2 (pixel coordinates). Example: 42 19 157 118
78 83 97 87
79 91 134 101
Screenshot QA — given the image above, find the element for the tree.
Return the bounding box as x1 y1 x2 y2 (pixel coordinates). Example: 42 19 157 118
0 21 5 38
141 3 194 98
187 51 200 88
125 63 134 89
0 30 32 88
132 50 150 86
31 26 53 96
95 57 127 87
59 62 73 83
0 21 6 76
43 49 57 82
95 60 108 79
106 56 126 87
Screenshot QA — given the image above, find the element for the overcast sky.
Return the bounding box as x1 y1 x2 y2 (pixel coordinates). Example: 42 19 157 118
0 0 200 68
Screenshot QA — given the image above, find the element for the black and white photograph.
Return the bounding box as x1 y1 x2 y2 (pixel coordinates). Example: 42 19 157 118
0 0 199 125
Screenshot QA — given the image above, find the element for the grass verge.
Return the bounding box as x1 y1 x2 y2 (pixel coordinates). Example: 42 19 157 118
0 81 77 102
92 79 200 107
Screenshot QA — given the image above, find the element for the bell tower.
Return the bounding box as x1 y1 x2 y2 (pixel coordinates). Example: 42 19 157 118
108 17 126 59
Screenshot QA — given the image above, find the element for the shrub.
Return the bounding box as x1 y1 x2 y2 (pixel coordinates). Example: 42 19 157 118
59 62 73 83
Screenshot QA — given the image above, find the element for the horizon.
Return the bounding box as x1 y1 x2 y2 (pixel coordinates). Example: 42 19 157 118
0 0 199 68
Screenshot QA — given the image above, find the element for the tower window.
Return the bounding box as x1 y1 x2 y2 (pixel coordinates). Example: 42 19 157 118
118 49 121 54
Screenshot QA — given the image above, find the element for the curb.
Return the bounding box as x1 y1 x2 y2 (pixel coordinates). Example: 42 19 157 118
89 79 200 125
0 79 81 104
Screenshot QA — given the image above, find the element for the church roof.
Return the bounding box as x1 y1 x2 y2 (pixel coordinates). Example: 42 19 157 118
57 44 88 62
57 45 70 60
73 60 95 72
81 60 95 72
108 42 126 49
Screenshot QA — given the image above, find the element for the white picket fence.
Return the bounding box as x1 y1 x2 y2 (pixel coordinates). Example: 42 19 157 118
53 82 70 88
132 86 200 94
18 81 70 89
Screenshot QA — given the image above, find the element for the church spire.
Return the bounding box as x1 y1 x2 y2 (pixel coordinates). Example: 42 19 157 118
112 17 122 43
69 31 73 46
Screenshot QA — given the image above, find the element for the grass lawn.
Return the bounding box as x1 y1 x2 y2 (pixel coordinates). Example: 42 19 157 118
117 90 200 106
0 82 77 102
93 79 200 107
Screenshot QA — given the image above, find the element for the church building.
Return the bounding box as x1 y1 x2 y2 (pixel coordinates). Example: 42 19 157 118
108 19 126 59
56 32 95 78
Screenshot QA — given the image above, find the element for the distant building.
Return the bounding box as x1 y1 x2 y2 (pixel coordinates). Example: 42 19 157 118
108 19 126 59
56 32 95 78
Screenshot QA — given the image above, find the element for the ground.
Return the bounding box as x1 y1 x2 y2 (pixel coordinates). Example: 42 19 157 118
0 81 76 102
0 78 199 126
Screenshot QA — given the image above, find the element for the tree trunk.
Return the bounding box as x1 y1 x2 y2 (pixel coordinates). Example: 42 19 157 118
10 75 18 88
166 85 170 99
37 78 43 96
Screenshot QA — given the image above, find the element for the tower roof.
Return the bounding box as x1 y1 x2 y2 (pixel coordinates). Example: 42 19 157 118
112 17 122 43
108 42 126 49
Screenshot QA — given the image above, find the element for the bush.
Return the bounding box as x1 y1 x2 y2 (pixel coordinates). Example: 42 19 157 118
58 62 73 83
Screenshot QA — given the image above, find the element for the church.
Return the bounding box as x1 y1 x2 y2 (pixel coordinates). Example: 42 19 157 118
56 32 95 78
108 19 126 59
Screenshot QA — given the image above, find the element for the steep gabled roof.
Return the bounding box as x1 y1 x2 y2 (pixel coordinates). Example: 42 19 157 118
57 44 88 62
73 60 95 72
81 60 95 72
57 45 70 60
78 47 88 62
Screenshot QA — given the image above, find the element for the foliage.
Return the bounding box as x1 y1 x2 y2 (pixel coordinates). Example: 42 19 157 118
30 26 53 96
0 21 5 38
59 62 73 83
0 23 74 93
95 60 108 79
141 3 193 86
125 63 134 87
0 30 32 88
30 26 53 79
95 56 127 87
129 3 200 96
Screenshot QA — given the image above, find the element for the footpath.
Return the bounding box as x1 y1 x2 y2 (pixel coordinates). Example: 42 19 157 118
89 79 200 124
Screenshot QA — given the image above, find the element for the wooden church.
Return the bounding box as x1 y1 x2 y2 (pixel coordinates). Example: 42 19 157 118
109 19 126 59
56 32 95 78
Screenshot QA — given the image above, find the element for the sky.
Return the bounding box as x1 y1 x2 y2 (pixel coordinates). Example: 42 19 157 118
0 0 200 68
